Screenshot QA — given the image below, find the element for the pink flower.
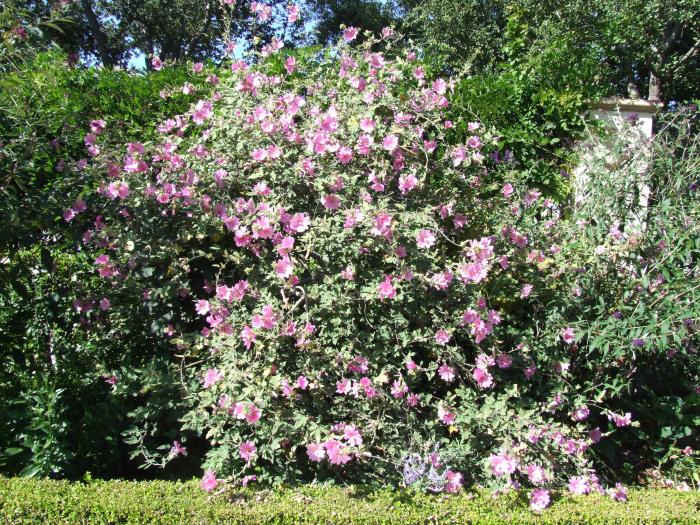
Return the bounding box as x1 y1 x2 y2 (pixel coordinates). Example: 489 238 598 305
527 464 547 485
195 299 210 315
496 354 512 369
307 442 325 462
451 146 467 166
99 298 111 311
444 470 463 493
438 364 455 382
501 183 514 197
561 327 575 344
343 424 362 446
572 405 590 422
203 368 223 388
170 440 187 457
336 146 353 164
287 4 300 22
434 329 450 345
287 212 310 233
241 325 256 350
520 284 533 298
398 173 418 194
360 118 375 132
611 412 632 427
382 134 399 152
246 404 261 424
275 257 294 279
568 476 590 495
473 367 493 389
343 27 359 42
201 469 218 492
432 78 447 95
438 406 455 425
529 488 550 511
285 56 297 74
589 427 602 443
489 453 517 476
609 483 628 502
415 229 436 249
151 56 164 70
377 275 396 300
321 194 341 210
296 375 309 390
239 440 256 462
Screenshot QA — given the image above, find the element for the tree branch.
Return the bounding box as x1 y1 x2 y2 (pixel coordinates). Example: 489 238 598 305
671 36 700 72
81 0 115 67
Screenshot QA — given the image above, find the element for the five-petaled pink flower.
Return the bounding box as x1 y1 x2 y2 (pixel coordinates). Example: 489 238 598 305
435 329 450 345
416 229 436 249
203 368 223 388
343 27 359 42
561 327 575 344
239 440 257 462
201 469 218 492
377 275 396 300
529 488 550 511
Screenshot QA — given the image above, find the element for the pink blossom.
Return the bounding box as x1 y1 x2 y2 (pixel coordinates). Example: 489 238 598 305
307 442 325 462
287 4 300 22
321 194 341 210
568 476 590 495
609 483 628 502
343 424 363 446
589 427 602 443
451 146 467 166
382 134 399 152
438 406 455 425
561 327 575 344
527 464 547 485
611 412 632 427
296 375 309 390
440 470 461 493
360 118 375 132
201 469 218 492
169 440 187 458
473 367 493 389
342 27 359 42
377 275 396 300
572 405 590 422
415 229 436 249
438 364 455 382
398 173 418 194
489 453 517 476
241 325 256 349
496 353 512 369
195 299 210 315
246 404 262 424
239 440 256 462
99 298 111 311
434 329 451 345
336 146 353 164
203 368 223 388
275 257 294 279
529 488 550 511
520 284 533 298
287 212 311 233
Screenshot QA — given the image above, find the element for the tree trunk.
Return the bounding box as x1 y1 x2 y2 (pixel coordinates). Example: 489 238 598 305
648 69 662 101
81 0 115 67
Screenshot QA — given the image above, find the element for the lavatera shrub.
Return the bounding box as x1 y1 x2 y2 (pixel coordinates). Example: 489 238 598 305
75 31 631 504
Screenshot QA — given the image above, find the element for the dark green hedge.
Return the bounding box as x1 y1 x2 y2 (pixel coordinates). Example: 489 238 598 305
0 478 698 524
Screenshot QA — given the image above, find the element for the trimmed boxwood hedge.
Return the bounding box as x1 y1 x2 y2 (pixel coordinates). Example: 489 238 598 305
0 478 698 524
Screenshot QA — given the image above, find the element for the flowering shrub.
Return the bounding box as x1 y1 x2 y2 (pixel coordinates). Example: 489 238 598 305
60 17 699 509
